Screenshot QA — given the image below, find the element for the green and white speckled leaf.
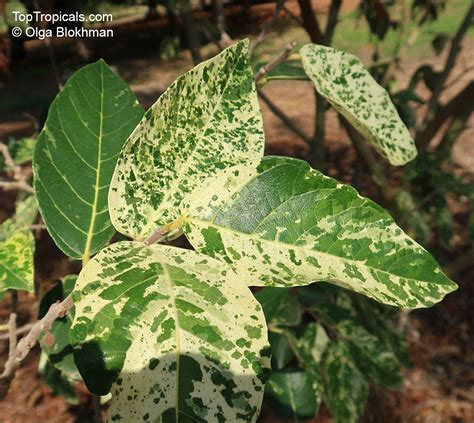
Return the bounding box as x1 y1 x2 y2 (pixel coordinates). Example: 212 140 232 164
300 44 417 166
70 242 271 422
34 60 144 260
323 342 368 423
265 370 319 421
183 156 457 308
109 39 264 241
0 196 37 242
0 231 34 293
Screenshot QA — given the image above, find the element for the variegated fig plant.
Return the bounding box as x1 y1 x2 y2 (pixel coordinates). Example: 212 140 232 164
1 39 458 422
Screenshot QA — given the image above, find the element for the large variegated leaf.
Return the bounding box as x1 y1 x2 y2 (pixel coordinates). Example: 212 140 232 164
34 60 144 260
109 39 265 241
0 231 34 292
70 242 271 422
300 44 417 165
183 156 457 308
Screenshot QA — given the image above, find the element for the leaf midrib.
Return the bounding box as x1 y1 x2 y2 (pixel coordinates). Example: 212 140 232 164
83 64 105 262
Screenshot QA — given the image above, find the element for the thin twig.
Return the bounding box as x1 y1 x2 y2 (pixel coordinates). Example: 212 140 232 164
0 322 35 341
144 228 167 245
258 91 312 145
254 41 296 83
0 143 22 181
250 0 286 54
33 0 62 91
418 4 474 143
0 295 74 400
7 313 17 359
282 5 304 26
0 180 35 194
0 142 34 193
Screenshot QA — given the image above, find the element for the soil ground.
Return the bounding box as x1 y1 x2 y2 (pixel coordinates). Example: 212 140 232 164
0 1 473 422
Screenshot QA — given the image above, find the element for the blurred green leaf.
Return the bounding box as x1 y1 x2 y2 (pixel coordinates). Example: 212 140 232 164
266 369 319 421
323 342 368 423
268 331 294 370
39 352 78 404
39 275 81 381
255 288 302 326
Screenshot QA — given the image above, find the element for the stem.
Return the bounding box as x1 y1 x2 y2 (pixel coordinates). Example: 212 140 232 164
0 142 34 193
297 0 323 43
258 91 312 145
310 92 326 169
144 228 168 245
250 0 286 54
254 41 296 83
0 295 74 400
417 4 474 147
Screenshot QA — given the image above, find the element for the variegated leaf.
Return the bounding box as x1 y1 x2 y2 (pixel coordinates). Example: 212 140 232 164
183 156 457 308
70 242 271 422
34 60 144 260
323 342 368 423
300 44 417 165
109 39 265 241
0 231 34 292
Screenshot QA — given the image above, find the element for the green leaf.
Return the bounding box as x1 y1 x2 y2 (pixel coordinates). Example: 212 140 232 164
0 231 34 293
323 342 368 423
268 332 294 370
300 44 417 166
39 352 78 404
70 242 271 422
183 156 458 308
0 195 37 242
39 275 80 381
109 39 264 241
33 59 144 260
265 369 319 421
255 288 301 326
